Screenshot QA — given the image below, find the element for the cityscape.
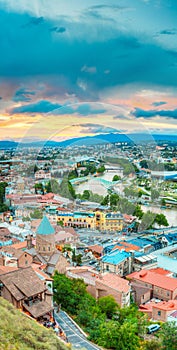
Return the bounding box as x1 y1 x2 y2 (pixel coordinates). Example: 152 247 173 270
1 1 177 350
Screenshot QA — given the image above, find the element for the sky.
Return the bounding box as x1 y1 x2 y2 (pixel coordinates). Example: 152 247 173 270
0 0 177 141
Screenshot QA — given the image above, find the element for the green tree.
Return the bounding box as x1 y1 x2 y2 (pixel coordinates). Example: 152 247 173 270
50 179 60 194
155 213 169 227
112 175 121 181
22 216 31 222
33 164 39 173
101 195 109 206
45 181 52 193
98 296 118 319
0 182 8 212
151 189 160 201
161 198 166 206
82 190 90 200
58 177 75 199
30 209 43 219
110 193 119 207
89 165 97 174
138 211 156 231
68 181 76 199
160 322 177 350
34 183 44 194
57 220 64 227
133 205 144 219
68 168 78 180
97 165 105 174
143 339 161 350
140 160 148 169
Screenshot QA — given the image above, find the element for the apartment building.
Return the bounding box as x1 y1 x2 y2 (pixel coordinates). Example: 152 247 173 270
57 210 124 231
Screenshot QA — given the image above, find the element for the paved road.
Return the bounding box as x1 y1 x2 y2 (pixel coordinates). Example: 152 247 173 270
54 310 100 350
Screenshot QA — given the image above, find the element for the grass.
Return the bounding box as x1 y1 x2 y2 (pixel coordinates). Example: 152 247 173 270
0 297 68 350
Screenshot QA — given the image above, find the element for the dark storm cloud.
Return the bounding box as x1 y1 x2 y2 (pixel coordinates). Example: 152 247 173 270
132 107 177 119
159 29 177 35
1 8 177 101
151 101 167 107
50 26 66 33
13 88 36 102
10 100 62 114
9 100 106 115
22 16 44 28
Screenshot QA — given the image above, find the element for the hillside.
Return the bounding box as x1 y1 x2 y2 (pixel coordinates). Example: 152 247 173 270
0 297 67 350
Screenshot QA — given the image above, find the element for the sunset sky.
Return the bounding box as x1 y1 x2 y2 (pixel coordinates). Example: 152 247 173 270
1 0 177 142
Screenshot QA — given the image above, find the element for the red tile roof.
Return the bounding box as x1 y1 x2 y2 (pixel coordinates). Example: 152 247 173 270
0 266 18 275
127 269 177 291
153 300 177 311
97 273 130 293
88 245 103 255
10 241 27 250
149 267 172 276
113 241 140 252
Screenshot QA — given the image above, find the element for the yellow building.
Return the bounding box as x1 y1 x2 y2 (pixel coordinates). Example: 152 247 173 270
57 211 95 229
57 210 124 232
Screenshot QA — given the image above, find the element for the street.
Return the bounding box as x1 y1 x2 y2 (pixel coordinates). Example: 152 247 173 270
54 310 101 350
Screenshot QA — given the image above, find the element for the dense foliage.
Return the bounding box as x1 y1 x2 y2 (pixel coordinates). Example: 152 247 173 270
0 181 8 212
53 273 149 350
0 297 67 350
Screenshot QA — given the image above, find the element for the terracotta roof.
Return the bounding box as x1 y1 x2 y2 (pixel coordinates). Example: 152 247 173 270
0 266 18 275
23 300 53 318
127 269 177 291
0 227 11 236
119 241 140 251
32 266 53 281
153 300 177 311
0 266 46 301
97 273 130 293
149 267 172 276
9 241 27 250
41 193 54 200
0 246 25 259
88 245 103 255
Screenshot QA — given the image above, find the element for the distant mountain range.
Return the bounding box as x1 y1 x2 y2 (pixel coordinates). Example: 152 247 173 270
0 133 177 149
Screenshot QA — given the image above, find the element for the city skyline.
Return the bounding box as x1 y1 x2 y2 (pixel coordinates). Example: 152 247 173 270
0 0 177 141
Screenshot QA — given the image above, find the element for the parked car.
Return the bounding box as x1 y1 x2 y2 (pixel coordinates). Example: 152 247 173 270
147 324 160 334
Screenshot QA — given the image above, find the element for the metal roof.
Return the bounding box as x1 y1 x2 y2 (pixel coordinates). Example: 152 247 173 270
36 216 55 235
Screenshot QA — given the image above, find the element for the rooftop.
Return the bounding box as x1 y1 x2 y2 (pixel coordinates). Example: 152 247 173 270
127 269 177 291
36 216 55 236
97 273 130 293
0 266 46 301
101 249 130 265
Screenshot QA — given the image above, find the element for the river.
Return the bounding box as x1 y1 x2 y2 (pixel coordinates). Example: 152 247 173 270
141 204 177 227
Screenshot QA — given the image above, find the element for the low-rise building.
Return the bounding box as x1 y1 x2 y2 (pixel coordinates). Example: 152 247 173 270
127 269 177 301
100 249 131 276
66 267 130 307
0 266 53 320
57 210 124 232
139 300 177 323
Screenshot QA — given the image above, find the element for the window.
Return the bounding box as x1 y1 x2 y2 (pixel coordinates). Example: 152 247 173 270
48 246 50 251
158 311 161 316
106 265 109 271
25 260 28 265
